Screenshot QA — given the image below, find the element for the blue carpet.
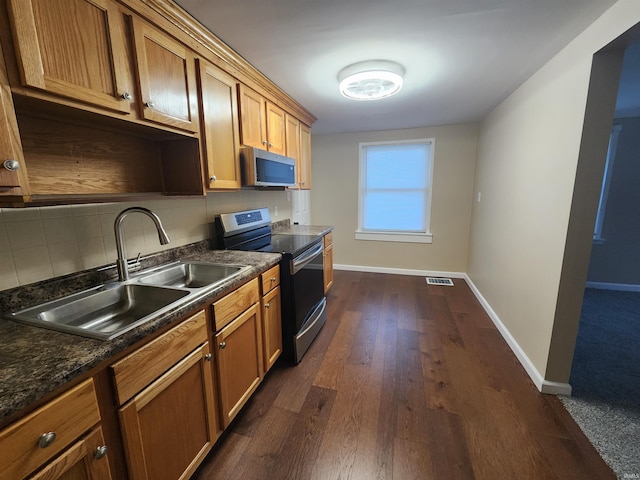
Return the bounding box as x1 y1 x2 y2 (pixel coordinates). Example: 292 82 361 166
561 288 640 478
569 288 640 410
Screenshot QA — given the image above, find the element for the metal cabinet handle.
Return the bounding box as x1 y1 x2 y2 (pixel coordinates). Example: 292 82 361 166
205 353 212 361
121 92 132 100
219 341 226 349
94 445 108 459
262 140 268 145
3 159 19 172
210 175 217 182
145 100 155 109
270 277 276 283
264 302 270 308
38 432 56 448
268 142 273 147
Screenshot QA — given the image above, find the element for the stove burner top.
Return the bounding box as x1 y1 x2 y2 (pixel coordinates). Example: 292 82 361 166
255 234 321 256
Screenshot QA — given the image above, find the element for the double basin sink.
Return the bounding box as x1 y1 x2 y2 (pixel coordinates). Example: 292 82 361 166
8 261 251 340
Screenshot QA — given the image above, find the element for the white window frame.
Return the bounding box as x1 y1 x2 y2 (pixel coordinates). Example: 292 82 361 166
355 138 434 244
593 125 621 244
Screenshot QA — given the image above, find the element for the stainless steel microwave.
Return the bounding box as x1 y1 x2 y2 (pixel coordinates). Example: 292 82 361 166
240 146 296 187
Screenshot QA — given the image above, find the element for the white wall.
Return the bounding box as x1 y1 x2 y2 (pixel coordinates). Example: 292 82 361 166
467 0 640 387
310 124 477 274
0 190 291 289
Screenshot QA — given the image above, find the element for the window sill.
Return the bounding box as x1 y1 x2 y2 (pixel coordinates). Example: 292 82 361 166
355 231 433 244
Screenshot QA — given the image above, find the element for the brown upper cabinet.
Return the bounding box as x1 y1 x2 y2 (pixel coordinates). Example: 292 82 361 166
298 123 312 189
130 16 198 132
197 59 241 190
238 84 286 155
286 115 311 190
6 0 133 114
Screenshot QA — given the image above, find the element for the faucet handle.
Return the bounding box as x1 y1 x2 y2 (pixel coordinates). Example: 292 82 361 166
127 252 142 272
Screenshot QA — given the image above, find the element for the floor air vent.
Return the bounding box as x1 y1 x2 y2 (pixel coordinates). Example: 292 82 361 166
426 277 454 286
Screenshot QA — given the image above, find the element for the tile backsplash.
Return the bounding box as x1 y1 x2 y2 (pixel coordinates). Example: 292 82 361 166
0 189 292 290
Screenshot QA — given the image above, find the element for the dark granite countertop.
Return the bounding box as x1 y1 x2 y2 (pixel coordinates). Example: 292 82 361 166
0 242 280 426
272 223 333 237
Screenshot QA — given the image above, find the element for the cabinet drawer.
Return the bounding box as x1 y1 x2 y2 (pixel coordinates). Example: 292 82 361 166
111 310 207 405
213 278 259 331
0 378 100 480
260 264 280 294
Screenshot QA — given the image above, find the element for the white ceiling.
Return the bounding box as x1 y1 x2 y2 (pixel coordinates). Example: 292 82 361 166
176 0 617 134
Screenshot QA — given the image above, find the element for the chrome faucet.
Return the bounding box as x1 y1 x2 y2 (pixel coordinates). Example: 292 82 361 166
114 207 170 282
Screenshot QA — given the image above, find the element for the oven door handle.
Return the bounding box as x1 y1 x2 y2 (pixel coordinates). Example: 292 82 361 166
291 241 324 275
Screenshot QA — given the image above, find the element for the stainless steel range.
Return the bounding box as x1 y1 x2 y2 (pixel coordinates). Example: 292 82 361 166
214 208 327 363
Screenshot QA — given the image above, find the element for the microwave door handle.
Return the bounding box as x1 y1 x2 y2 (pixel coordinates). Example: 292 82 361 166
292 242 324 274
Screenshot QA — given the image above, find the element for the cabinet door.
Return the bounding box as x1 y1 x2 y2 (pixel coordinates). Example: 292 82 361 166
262 285 282 372
285 114 300 188
0 41 28 196
131 17 198 132
323 233 333 293
299 123 312 190
266 102 286 155
197 59 241 189
215 303 263 427
7 0 131 114
119 343 217 480
238 84 266 149
30 427 113 480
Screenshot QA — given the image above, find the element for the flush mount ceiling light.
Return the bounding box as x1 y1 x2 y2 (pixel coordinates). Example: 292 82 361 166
338 60 405 101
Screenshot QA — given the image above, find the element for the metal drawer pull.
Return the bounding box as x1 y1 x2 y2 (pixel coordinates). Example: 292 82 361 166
145 100 155 109
121 92 132 100
3 159 19 171
94 445 108 459
219 341 227 349
270 277 276 283
264 302 270 308
205 353 212 361
38 432 56 448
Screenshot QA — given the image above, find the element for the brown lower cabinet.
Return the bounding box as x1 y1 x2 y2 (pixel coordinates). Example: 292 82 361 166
118 343 217 480
0 268 283 480
214 302 264 428
29 427 113 480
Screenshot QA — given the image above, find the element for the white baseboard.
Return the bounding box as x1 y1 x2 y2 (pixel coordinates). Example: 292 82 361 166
585 281 640 292
334 263 466 279
463 274 572 396
332 264 572 395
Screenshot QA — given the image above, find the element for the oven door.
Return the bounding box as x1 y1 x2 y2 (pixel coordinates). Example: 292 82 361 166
290 240 326 362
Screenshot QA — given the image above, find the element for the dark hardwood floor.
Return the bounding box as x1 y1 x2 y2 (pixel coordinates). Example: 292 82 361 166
194 271 614 480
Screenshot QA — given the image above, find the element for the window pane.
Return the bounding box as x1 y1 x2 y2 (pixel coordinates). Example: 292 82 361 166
363 191 425 231
365 145 429 189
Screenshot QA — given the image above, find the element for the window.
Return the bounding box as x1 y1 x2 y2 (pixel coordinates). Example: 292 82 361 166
356 139 433 243
593 125 621 244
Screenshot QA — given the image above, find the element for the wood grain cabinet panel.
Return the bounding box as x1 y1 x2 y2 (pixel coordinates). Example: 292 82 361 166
197 59 241 189
131 16 198 132
261 285 282 372
110 310 207 405
0 378 101 480
118 343 218 480
6 0 132 114
265 102 286 155
323 232 333 293
212 278 260 331
298 122 312 190
29 426 113 480
238 84 286 154
215 303 263 427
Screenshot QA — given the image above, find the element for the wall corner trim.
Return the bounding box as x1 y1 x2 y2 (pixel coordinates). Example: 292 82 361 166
463 274 572 396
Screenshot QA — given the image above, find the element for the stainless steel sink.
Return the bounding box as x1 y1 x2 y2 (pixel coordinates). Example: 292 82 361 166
8 284 190 340
134 261 250 290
